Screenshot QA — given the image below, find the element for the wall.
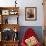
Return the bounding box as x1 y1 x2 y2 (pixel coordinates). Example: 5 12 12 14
0 0 44 26
18 0 44 26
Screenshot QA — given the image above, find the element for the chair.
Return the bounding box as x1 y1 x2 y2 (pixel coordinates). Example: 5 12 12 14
21 28 41 46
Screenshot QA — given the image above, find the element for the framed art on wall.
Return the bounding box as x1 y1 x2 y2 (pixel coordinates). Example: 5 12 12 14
2 10 9 15
25 7 37 21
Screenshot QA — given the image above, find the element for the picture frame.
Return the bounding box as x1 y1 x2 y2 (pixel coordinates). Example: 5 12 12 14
2 10 9 15
9 10 15 15
9 10 18 15
25 7 37 21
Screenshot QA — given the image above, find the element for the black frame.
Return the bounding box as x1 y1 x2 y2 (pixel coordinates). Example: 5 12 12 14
25 7 37 21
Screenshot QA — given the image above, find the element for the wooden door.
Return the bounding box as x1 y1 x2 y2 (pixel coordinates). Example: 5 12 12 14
43 0 46 46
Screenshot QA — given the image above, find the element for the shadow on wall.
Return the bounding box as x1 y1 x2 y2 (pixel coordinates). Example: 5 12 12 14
18 26 43 44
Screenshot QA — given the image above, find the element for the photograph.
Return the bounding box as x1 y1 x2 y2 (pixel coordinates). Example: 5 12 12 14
2 10 9 15
25 7 37 21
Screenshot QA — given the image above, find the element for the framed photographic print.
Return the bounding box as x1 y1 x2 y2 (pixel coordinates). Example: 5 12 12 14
9 10 18 15
25 7 37 21
9 10 15 15
2 10 9 15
